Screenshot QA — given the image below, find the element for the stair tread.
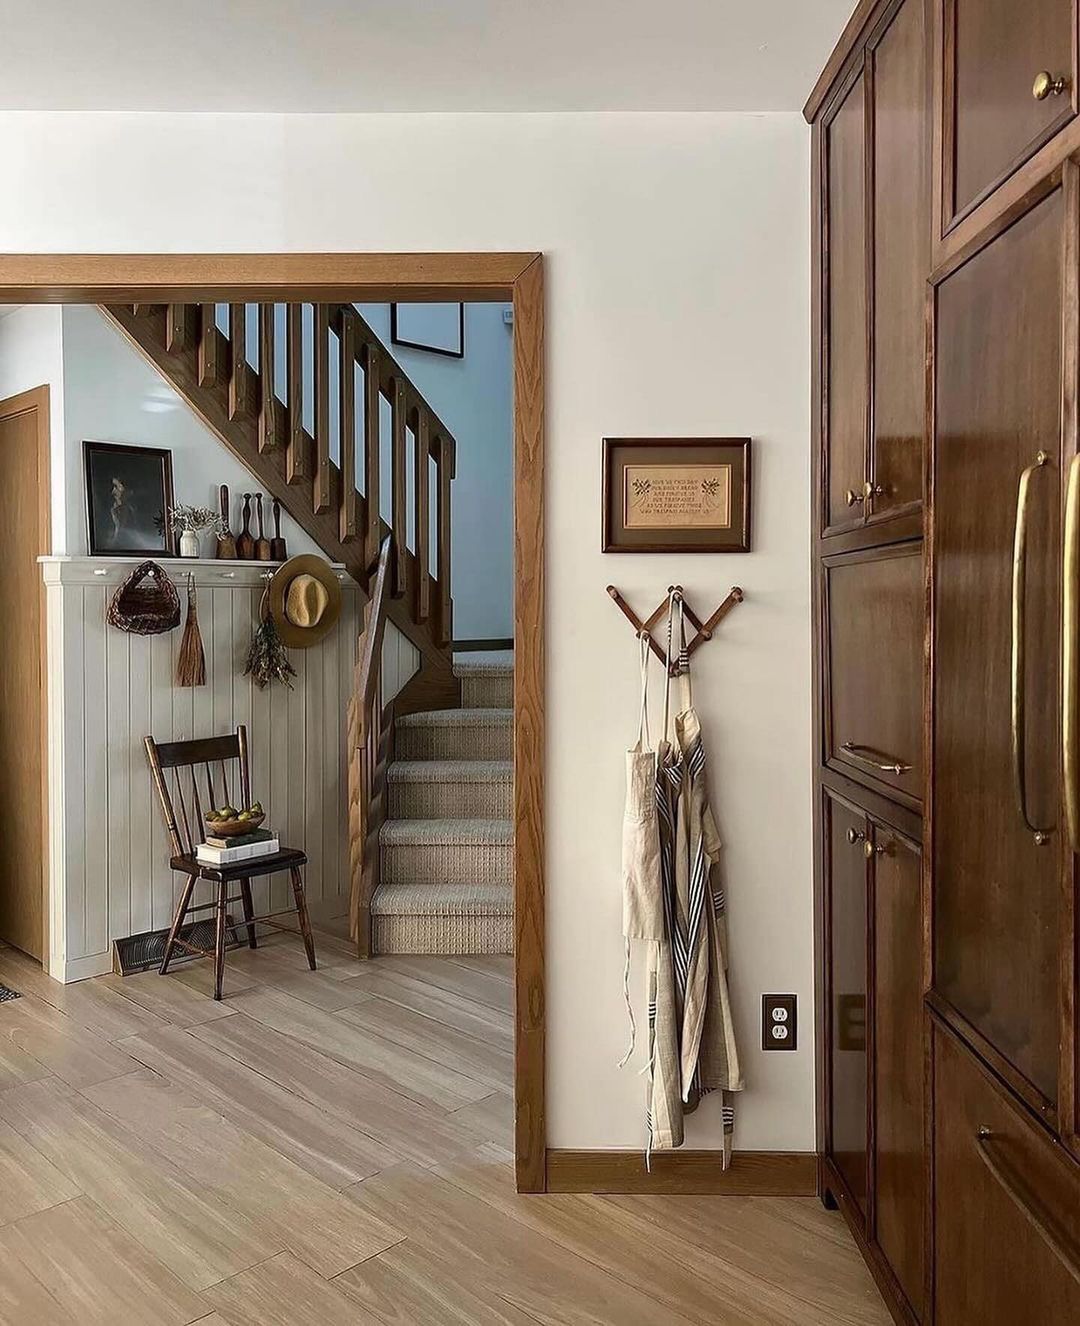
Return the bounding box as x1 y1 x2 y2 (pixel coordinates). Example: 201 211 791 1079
397 708 513 728
388 760 513 784
453 652 514 677
381 817 513 845
371 881 513 917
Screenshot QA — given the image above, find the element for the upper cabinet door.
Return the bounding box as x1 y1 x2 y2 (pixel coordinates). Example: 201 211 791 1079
946 0 1074 225
823 72 870 534
932 184 1064 1111
870 0 929 522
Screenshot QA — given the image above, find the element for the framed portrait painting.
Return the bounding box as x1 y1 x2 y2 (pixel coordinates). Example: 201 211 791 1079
84 441 176 557
602 437 752 553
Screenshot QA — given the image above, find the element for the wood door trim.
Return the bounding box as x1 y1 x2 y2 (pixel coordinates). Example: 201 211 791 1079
804 0 887 122
0 385 51 967
0 252 546 1194
545 1149 816 1195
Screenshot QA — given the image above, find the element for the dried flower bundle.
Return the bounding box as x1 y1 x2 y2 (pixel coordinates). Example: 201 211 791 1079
244 590 296 689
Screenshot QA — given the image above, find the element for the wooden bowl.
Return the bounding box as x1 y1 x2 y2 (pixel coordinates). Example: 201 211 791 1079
204 811 265 838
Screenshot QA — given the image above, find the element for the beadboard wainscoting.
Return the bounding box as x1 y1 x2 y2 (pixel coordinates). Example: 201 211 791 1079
40 557 417 982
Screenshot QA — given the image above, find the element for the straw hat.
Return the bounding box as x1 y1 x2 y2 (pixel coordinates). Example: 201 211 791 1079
267 554 342 648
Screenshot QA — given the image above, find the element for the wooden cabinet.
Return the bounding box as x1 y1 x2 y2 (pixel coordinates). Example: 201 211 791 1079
823 71 869 534
811 1 1080 1321
824 545 923 808
826 791 870 1218
931 182 1064 1110
822 792 926 1310
871 822 925 1320
943 0 1074 225
933 1023 1080 1323
871 0 930 521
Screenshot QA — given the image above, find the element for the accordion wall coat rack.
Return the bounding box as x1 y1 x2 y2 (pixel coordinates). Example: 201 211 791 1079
606 583 744 675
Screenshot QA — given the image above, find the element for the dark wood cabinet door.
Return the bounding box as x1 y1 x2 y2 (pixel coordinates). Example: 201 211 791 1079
947 0 1074 223
932 185 1063 1108
824 72 869 533
826 791 870 1217
871 823 925 1320
933 1024 1080 1324
825 544 923 808
870 0 929 523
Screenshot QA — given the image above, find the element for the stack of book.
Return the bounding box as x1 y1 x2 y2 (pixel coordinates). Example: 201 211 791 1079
195 828 280 867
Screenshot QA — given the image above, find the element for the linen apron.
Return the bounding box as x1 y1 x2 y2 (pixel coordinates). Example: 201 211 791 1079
649 593 744 1167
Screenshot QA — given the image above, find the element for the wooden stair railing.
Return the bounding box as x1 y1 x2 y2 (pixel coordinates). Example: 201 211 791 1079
103 300 458 660
347 537 393 958
102 300 465 956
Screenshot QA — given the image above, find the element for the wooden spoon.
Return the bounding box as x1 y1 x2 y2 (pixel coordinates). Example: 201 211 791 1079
236 493 255 560
216 484 237 559
255 493 272 561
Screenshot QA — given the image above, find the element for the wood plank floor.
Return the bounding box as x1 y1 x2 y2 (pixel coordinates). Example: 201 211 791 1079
0 936 889 1324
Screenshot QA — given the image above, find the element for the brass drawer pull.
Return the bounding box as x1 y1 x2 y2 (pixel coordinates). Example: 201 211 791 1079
975 1127 1080 1287
845 480 885 508
1032 70 1069 101
839 741 911 777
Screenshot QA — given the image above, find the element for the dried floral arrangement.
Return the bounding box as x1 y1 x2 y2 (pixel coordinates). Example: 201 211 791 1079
170 504 225 536
244 589 296 689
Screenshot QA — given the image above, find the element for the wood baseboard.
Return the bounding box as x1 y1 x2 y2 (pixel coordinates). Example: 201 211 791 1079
545 1149 817 1195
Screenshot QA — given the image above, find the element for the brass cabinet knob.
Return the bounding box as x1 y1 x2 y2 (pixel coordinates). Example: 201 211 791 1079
1033 70 1068 100
863 480 885 500
845 488 865 507
846 826 866 846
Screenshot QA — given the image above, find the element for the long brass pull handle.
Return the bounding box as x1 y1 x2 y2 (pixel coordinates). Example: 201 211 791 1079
1064 455 1080 852
839 741 911 776
975 1128 1080 1287
1011 451 1053 845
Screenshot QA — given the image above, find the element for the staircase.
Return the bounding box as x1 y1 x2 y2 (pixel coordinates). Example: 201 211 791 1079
106 299 513 959
372 652 514 954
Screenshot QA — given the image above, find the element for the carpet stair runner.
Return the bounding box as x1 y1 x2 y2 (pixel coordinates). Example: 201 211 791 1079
371 653 514 954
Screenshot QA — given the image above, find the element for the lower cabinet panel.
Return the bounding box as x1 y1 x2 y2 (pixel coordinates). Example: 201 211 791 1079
933 1022 1080 1323
871 822 925 1320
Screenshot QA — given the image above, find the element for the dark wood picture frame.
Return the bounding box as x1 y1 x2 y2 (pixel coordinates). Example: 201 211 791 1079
84 440 176 557
390 302 465 358
602 437 752 553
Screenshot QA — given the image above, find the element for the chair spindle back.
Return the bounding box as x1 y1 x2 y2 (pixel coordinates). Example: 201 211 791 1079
145 726 252 858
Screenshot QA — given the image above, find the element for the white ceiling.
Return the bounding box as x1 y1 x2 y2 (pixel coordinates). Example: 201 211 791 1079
0 1 853 113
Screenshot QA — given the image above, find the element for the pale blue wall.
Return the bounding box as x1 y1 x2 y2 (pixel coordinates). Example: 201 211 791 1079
358 303 513 642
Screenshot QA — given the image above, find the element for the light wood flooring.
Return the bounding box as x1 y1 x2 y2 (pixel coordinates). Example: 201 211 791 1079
0 933 888 1325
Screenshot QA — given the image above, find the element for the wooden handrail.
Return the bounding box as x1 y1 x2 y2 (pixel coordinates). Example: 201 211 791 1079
348 537 394 955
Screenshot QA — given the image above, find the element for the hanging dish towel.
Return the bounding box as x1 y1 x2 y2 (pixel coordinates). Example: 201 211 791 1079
649 591 744 1168
619 634 665 1065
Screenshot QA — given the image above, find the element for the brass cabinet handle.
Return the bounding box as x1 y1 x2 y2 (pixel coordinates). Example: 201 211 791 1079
845 826 866 846
1033 70 1069 100
1064 455 1080 852
975 1127 1080 1287
839 741 912 776
1011 450 1053 845
845 488 866 507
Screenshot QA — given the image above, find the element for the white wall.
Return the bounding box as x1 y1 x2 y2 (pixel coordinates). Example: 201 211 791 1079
357 302 514 641
0 110 812 1152
60 305 325 560
0 304 66 551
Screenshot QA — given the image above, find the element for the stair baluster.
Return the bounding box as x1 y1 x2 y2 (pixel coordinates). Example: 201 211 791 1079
437 434 454 644
285 303 306 482
313 304 331 513
414 413 431 624
363 340 382 568
228 302 252 419
198 303 218 388
339 312 359 542
390 378 408 598
257 303 279 453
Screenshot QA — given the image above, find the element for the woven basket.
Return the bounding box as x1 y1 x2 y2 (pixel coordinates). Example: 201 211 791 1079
107 561 181 635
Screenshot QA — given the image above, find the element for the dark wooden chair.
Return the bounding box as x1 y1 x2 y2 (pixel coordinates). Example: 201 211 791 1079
145 724 316 1000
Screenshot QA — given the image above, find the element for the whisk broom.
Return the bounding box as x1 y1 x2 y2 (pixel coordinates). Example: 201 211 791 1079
176 573 206 687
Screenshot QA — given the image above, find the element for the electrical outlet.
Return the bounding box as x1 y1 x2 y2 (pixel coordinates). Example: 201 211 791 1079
762 994 797 1051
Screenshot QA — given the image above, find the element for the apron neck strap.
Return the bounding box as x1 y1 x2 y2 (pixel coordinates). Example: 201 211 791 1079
636 631 652 749
661 590 693 743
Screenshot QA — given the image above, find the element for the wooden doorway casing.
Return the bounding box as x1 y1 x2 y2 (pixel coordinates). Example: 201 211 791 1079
0 254 546 1192
0 384 51 963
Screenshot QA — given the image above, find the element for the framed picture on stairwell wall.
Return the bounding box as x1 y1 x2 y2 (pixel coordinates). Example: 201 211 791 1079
602 437 752 553
84 440 176 557
391 302 465 358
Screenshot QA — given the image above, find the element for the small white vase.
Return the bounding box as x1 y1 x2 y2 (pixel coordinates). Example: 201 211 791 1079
179 530 200 558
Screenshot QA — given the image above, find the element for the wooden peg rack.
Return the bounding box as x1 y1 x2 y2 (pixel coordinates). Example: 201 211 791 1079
606 583 744 676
